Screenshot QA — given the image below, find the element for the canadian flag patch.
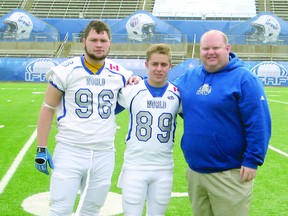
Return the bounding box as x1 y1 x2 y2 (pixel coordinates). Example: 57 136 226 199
109 63 119 71
173 86 178 92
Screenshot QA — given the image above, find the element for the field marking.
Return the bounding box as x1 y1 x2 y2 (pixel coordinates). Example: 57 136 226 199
269 145 288 157
268 99 288 104
32 92 45 94
0 126 286 214
267 98 288 157
0 88 45 90
22 192 123 216
22 191 188 215
265 90 288 92
0 129 37 194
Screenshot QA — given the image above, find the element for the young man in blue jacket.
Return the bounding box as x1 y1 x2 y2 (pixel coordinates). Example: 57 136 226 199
173 30 271 216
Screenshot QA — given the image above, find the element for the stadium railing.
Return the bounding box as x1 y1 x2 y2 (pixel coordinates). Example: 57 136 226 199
28 0 145 19
271 0 288 20
233 44 288 61
0 0 22 17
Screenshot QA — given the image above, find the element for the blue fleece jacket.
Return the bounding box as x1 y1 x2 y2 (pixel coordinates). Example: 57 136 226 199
173 52 271 173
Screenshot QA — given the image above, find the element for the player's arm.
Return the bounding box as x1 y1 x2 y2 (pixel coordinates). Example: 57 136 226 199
37 84 62 147
35 84 62 175
117 83 133 110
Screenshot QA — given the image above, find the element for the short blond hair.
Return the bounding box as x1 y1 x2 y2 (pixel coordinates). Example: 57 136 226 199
146 43 172 63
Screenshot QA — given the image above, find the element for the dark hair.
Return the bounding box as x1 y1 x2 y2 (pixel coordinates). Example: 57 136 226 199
83 20 111 40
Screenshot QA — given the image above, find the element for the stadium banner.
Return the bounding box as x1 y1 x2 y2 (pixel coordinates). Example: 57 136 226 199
172 59 288 87
1 9 288 45
0 57 287 86
0 58 147 83
42 11 288 45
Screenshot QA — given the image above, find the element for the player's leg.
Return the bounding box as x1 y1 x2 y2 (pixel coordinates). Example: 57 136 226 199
120 169 148 216
50 144 88 216
146 170 173 216
77 150 115 216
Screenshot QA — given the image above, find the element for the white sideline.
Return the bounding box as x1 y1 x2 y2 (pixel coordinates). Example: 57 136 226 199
0 129 37 194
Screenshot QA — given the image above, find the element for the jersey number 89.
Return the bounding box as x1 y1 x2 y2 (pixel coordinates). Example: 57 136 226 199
136 111 173 143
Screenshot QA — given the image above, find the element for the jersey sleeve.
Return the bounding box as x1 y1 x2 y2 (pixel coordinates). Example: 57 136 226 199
106 59 133 86
45 58 78 92
118 80 145 108
118 85 134 108
178 102 183 114
45 67 65 92
168 82 182 114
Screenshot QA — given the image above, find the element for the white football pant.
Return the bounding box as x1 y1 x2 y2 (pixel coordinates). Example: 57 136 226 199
118 169 173 216
49 143 115 216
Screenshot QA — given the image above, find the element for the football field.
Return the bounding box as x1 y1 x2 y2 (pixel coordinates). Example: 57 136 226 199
0 82 287 216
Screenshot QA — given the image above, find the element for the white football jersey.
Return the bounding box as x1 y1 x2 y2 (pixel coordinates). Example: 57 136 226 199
46 55 133 150
118 79 182 170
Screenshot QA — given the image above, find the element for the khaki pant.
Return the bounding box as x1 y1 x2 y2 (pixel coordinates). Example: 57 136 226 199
187 167 254 216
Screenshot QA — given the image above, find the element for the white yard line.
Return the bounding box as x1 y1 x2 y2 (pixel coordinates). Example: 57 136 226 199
0 129 37 194
268 99 288 104
269 145 288 157
32 92 45 94
0 87 45 90
267 99 288 157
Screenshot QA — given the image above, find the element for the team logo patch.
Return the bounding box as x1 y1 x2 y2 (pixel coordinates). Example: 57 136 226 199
196 84 212 95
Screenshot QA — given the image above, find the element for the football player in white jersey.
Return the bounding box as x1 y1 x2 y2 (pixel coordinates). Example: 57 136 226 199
35 20 141 216
117 44 182 216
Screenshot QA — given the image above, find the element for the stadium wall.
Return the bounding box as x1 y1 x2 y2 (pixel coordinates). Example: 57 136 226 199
0 57 287 87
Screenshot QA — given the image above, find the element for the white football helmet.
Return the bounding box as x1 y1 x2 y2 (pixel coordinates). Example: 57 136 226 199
250 15 281 43
4 12 33 40
126 13 155 41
